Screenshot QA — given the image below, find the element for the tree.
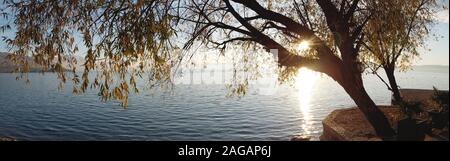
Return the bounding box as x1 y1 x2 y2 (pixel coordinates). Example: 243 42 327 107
2 0 398 138
361 0 438 104
1 0 179 107
180 0 395 138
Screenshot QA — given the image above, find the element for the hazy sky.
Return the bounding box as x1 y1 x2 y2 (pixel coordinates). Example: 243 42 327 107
419 0 449 65
420 7 449 65
0 1 449 65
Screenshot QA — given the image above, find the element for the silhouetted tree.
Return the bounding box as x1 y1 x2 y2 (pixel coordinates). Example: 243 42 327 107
181 0 395 138
4 0 433 139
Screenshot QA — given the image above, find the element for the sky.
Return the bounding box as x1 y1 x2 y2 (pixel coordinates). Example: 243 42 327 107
0 1 449 66
420 7 449 65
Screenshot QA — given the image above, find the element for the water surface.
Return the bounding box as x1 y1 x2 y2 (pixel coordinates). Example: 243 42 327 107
0 66 448 140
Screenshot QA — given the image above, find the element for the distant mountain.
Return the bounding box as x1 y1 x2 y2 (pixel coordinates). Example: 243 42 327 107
0 52 71 73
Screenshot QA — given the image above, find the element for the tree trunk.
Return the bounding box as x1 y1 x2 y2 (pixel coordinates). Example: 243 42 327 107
345 83 396 139
337 67 396 139
384 67 402 103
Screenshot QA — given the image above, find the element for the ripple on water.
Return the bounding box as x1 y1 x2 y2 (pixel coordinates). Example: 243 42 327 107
0 68 448 140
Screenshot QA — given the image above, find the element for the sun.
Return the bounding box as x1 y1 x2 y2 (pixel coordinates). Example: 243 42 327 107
297 41 310 52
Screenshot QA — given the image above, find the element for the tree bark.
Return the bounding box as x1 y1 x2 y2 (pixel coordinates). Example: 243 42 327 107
384 67 402 103
345 83 396 139
337 66 396 139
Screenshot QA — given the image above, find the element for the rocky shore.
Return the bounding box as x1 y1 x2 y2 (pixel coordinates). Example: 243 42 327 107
320 106 403 141
0 136 16 141
318 89 449 141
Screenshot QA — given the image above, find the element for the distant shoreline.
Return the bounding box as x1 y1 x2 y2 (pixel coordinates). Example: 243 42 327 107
1 65 447 73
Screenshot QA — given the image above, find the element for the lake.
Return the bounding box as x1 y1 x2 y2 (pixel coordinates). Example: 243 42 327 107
0 66 448 141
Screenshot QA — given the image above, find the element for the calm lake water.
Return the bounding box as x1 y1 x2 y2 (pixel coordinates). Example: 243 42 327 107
0 66 448 141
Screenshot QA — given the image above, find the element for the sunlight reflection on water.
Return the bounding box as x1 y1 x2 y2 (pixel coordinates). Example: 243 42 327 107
0 66 447 140
296 68 319 136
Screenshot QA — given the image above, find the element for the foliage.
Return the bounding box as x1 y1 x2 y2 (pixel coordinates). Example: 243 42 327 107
0 0 442 119
6 0 435 137
430 87 449 129
397 88 449 140
358 0 441 105
1 0 377 106
180 0 374 91
362 0 438 71
432 87 449 107
1 0 180 107
400 101 423 118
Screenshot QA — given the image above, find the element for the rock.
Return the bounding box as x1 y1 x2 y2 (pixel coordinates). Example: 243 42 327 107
320 89 449 141
320 106 405 141
0 136 17 141
291 136 311 141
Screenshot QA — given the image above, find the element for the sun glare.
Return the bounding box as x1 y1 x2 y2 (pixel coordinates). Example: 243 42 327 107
296 68 317 110
297 41 310 52
296 68 318 136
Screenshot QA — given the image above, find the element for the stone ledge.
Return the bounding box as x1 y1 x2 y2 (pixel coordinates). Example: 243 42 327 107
321 89 449 141
0 136 16 141
320 106 405 141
